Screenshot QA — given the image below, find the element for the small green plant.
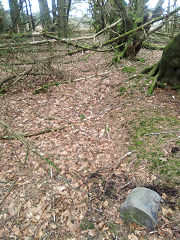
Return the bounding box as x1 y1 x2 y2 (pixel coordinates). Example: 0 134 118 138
105 124 110 133
135 57 146 63
116 86 127 96
80 114 85 120
122 66 136 74
0 88 7 95
80 219 94 230
117 86 126 93
107 222 120 235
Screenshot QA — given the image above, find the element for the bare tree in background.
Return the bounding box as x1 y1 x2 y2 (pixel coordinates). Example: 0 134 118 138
57 0 71 37
38 0 51 29
52 0 57 23
26 0 35 30
8 0 23 32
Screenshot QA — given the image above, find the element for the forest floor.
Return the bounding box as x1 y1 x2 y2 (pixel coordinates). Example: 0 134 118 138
0 47 180 239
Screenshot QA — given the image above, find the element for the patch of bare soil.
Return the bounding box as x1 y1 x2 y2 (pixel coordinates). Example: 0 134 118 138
0 49 179 239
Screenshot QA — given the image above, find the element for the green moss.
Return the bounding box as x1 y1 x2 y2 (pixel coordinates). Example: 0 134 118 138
117 86 127 96
117 86 126 92
122 66 136 74
135 57 146 63
126 113 180 185
80 114 85 120
80 219 94 230
107 222 120 235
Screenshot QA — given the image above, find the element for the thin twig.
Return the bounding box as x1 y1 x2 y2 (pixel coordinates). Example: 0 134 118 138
0 68 32 89
113 151 135 171
119 181 132 190
86 105 122 120
0 180 17 206
72 70 112 82
106 151 134 182
145 131 180 136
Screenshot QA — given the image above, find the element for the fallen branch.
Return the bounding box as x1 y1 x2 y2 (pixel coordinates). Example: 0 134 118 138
0 125 68 140
0 39 56 49
145 131 180 136
44 33 99 52
33 81 69 94
0 74 16 89
119 181 132 190
0 68 32 89
0 121 75 190
72 70 114 82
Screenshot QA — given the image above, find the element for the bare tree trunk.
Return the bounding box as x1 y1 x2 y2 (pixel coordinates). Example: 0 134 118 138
171 0 177 37
0 7 4 33
166 0 171 32
38 0 51 30
27 0 35 30
8 0 23 33
66 0 71 20
57 0 69 37
51 0 57 23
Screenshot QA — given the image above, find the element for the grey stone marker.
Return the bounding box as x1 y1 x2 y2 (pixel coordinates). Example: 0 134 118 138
120 187 162 230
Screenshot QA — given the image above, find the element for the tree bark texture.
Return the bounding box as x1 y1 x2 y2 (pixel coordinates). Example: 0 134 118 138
8 0 23 33
38 0 51 29
157 31 180 90
57 0 71 37
51 0 57 23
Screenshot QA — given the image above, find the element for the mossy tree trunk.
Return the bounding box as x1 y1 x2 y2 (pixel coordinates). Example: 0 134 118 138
89 0 165 60
157 31 180 90
113 0 164 60
143 31 180 94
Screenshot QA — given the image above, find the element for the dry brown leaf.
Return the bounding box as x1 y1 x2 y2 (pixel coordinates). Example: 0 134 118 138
50 223 57 229
162 193 167 200
99 128 105 138
134 229 143 236
115 219 124 225
11 225 21 236
8 203 17 216
35 228 44 238
103 200 109 207
88 229 96 237
128 233 138 240
161 207 173 216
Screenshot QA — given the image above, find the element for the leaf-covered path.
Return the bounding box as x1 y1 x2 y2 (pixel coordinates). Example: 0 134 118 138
0 49 179 239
